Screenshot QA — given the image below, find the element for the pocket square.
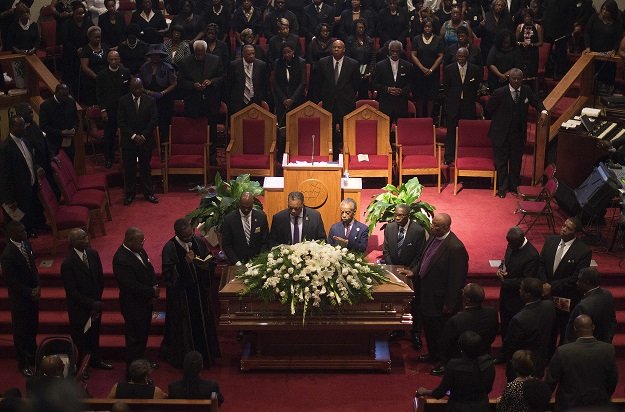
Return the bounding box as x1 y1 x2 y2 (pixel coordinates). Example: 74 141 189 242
469 78 475 82
400 73 406 76
254 227 261 233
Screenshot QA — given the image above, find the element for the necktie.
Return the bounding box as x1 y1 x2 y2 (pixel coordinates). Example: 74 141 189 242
316 5 321 13
292 215 300 244
244 63 254 104
243 215 251 244
553 242 566 273
345 222 351 238
334 60 340 84
19 242 31 269
17 138 35 185
397 226 405 251
460 65 466 99
134 96 140 111
82 251 89 268
513 89 519 104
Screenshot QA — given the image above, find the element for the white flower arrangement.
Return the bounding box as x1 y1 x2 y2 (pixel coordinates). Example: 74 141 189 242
237 240 389 323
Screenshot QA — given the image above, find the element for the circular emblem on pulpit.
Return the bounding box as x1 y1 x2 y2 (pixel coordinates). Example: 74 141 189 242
299 179 328 208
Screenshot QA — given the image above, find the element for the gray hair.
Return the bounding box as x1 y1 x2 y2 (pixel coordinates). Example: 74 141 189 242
288 191 304 202
388 40 403 51
193 40 208 51
340 198 357 210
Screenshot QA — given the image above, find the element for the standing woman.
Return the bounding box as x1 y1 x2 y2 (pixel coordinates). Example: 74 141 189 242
440 5 473 47
203 0 231 43
584 0 621 96
486 30 522 92
515 9 542 86
345 19 376 100
50 0 73 40
6 4 40 88
163 24 191 68
139 44 177 142
118 23 149 76
204 23 230 69
477 0 513 65
86 0 117 24
273 43 306 128
411 17 444 118
99 0 126 48
232 0 262 53
170 0 205 43
338 0 375 40
307 23 335 64
80 26 109 105
130 0 168 44
60 1 93 97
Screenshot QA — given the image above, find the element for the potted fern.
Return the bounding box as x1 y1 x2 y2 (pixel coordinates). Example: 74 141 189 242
364 177 435 233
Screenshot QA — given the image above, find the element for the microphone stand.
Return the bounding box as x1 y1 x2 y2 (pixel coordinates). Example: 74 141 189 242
311 134 316 165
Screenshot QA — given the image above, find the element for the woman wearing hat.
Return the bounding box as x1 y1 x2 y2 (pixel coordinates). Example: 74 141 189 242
80 26 109 105
139 44 177 142
118 23 149 75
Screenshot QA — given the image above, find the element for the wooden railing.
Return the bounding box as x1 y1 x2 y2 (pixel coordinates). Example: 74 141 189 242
0 53 85 174
533 52 619 183
82 396 219 411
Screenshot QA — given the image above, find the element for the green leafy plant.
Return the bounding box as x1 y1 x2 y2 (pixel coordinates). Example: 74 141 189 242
186 173 264 236
364 177 435 233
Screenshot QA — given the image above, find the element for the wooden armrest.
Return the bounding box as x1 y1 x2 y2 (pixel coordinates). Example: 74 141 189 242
226 138 235 153
269 140 276 155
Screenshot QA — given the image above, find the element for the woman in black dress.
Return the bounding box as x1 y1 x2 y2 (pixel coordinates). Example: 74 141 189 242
417 331 495 412
79 26 109 105
378 0 408 46
487 29 522 92
515 8 542 83
60 1 93 97
107 359 167 399
584 0 621 95
6 4 39 89
345 19 376 100
203 0 231 42
204 23 230 67
98 0 126 48
273 43 306 127
338 0 375 40
50 0 73 40
118 23 149 75
307 23 335 64
476 0 513 65
232 0 262 52
170 0 205 42
130 0 167 44
410 17 444 118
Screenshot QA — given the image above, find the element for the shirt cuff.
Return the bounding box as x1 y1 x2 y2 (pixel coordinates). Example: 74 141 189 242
131 134 137 140
541 110 548 115
100 108 106 112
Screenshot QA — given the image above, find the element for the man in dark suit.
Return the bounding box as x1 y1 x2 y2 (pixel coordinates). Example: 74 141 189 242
327 198 369 252
177 40 224 163
117 78 159 206
168 351 224 405
502 277 556 381
38 83 78 157
565 268 616 344
372 40 412 125
113 227 159 372
0 115 46 237
435 283 499 375
222 191 270 265
301 0 334 40
96 51 131 169
546 314 618 412
539 217 592 350
442 47 481 164
486 68 548 197
497 226 539 337
60 228 112 370
0 221 39 377
317 40 360 156
270 191 326 246
417 213 468 363
227 44 269 115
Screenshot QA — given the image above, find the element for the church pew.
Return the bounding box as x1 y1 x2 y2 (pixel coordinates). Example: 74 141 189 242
82 395 219 412
413 396 625 412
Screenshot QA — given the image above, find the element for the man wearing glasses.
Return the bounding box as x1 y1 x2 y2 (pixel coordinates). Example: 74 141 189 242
327 198 368 252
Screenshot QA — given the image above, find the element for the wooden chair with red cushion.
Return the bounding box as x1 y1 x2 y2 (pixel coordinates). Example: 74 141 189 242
84 106 105 163
454 119 497 195
57 150 110 204
37 173 90 255
51 162 111 235
150 128 168 193
395 118 440 191
285 101 333 163
168 117 209 186
343 105 392 183
227 103 277 180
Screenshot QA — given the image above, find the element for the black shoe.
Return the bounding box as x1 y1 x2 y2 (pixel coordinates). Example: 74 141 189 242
430 365 446 376
411 335 423 351
123 195 135 206
389 330 406 340
144 194 159 204
20 367 33 377
497 191 506 198
105 160 113 169
418 354 438 363
89 360 113 370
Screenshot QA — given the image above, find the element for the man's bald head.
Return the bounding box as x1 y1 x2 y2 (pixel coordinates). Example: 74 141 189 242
573 314 594 338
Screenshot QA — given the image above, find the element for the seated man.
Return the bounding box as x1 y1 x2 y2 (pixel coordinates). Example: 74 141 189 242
270 191 326 246
327 198 368 252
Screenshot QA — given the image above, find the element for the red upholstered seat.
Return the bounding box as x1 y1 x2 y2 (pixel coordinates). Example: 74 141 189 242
57 150 109 197
168 155 205 168
168 117 209 186
229 154 270 169
55 206 91 229
403 154 438 168
455 157 495 170
454 119 496 195
348 155 389 169
70 190 107 209
396 118 441 190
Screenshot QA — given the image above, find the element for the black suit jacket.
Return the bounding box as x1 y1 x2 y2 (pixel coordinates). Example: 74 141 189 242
39 96 79 153
227 58 269 115
177 54 224 117
565 287 617 344
60 248 104 327
327 220 369 252
382 221 426 274
117 93 158 149
372 58 412 119
302 3 335 39
267 33 303 66
168 378 224 405
270 207 326 246
418 232 469 317
1 241 39 311
318 55 360 120
499 240 539 313
486 84 546 144
502 299 556 375
112 245 157 318
539 236 592 301
440 305 499 361
272 57 306 105
0 137 38 208
443 62 481 120
546 337 618 412
95 67 131 113
221 209 270 264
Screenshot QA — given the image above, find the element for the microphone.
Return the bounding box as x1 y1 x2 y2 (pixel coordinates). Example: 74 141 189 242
311 134 316 164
